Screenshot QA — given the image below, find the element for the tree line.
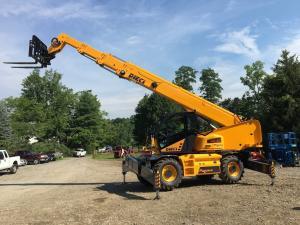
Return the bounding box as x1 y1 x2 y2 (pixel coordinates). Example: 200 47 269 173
0 50 299 153
0 70 134 154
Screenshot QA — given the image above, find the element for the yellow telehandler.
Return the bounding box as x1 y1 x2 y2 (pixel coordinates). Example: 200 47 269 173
5 34 275 199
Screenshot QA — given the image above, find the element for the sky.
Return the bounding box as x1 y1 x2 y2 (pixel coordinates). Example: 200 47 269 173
1 0 300 118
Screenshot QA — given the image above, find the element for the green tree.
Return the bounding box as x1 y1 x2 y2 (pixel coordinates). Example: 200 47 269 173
199 68 223 103
173 66 197 92
220 97 255 120
108 117 134 147
240 61 267 118
241 61 267 97
262 50 300 134
0 99 13 147
69 90 104 152
11 69 75 144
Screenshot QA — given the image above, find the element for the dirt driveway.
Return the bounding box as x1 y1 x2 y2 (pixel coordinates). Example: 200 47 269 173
0 157 299 225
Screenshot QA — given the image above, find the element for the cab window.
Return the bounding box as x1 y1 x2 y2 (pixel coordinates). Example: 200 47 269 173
0 152 4 160
158 114 185 148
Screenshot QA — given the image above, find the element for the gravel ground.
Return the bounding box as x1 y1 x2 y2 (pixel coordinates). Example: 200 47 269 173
0 157 299 225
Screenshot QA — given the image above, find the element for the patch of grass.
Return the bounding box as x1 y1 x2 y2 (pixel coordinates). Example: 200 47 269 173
92 152 142 160
93 153 119 160
56 157 65 161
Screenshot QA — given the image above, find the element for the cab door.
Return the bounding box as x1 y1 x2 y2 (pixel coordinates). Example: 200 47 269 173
158 112 203 154
0 151 7 170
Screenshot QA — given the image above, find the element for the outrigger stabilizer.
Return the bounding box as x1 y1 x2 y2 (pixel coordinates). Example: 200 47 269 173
3 35 55 68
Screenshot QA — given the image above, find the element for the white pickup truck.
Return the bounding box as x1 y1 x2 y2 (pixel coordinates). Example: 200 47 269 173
0 150 21 174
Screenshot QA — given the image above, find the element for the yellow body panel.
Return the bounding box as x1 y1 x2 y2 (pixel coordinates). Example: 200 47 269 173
179 154 222 177
160 140 184 153
194 119 262 151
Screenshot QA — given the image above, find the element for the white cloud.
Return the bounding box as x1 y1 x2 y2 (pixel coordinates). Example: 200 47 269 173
215 27 260 59
158 13 213 44
100 88 150 118
126 36 141 45
260 31 300 73
265 17 279 30
212 59 246 98
0 33 30 98
0 1 107 20
285 33 300 55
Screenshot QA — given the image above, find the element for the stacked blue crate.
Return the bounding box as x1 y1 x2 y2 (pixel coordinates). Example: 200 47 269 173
267 132 299 166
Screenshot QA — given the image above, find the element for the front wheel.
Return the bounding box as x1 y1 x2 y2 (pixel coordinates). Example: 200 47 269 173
10 164 18 174
155 158 182 191
219 155 244 184
33 159 39 165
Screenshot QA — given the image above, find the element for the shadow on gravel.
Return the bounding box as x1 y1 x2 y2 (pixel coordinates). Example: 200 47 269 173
96 178 237 200
292 207 300 210
0 172 10 176
238 182 267 187
0 181 152 200
180 178 224 188
97 182 153 200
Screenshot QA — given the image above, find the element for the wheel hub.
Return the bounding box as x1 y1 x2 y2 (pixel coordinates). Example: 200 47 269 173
228 161 240 177
162 165 177 182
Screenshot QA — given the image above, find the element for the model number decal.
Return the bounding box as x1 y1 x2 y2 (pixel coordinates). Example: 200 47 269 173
129 73 145 84
165 147 179 152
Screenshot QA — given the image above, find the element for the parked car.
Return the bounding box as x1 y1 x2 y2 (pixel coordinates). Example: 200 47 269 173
54 151 63 159
105 146 113 152
19 158 27 166
38 152 49 163
97 147 106 153
113 146 131 158
0 150 21 174
97 146 112 153
46 151 63 161
46 151 55 161
14 150 49 165
73 148 86 157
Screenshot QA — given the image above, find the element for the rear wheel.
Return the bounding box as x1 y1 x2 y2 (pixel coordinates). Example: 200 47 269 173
219 155 244 184
10 164 17 174
33 159 39 165
155 158 182 191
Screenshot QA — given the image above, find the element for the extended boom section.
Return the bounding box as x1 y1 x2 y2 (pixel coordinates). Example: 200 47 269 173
47 33 241 127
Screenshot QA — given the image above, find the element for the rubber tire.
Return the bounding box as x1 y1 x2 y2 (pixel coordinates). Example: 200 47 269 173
137 175 152 186
155 158 182 191
33 159 39 165
219 155 244 184
10 164 17 174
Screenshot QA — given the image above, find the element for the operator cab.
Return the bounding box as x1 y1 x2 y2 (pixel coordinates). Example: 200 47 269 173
156 112 214 153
